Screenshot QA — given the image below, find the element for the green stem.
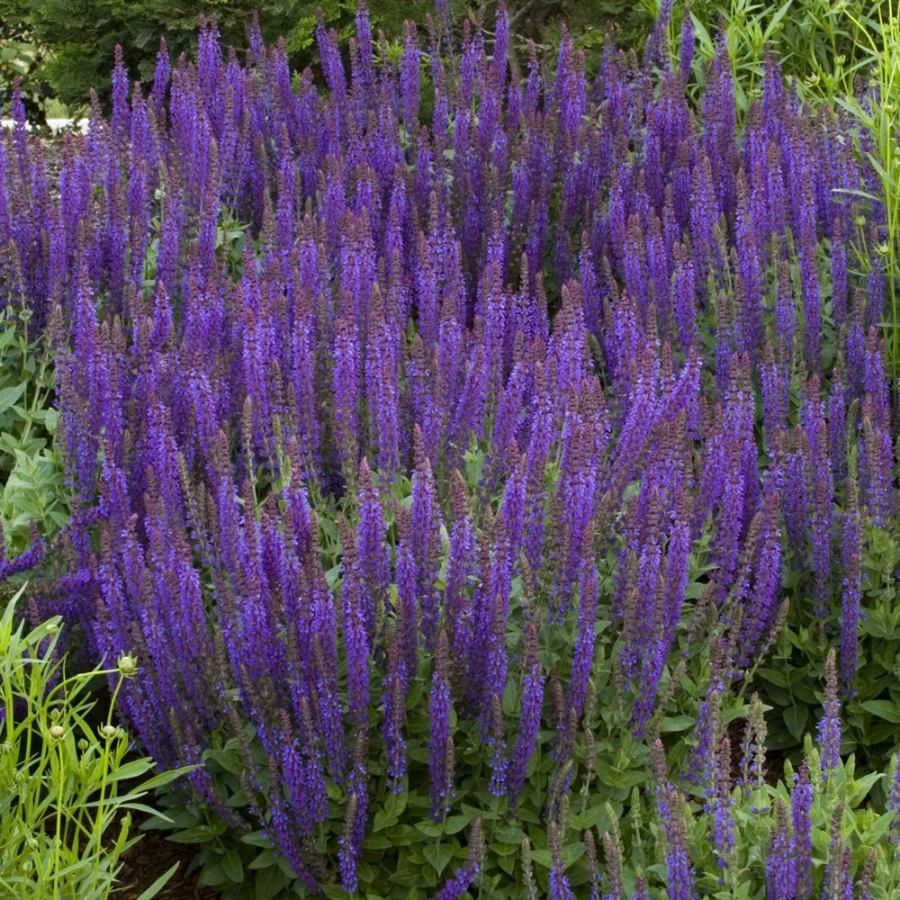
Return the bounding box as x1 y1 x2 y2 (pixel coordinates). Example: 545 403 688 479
89 673 125 895
52 741 64 900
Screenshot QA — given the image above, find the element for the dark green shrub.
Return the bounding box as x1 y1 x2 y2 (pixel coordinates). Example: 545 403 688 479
0 16 53 126
0 0 438 110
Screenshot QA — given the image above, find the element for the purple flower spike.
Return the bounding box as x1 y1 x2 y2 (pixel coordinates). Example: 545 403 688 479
817 650 841 778
429 630 455 818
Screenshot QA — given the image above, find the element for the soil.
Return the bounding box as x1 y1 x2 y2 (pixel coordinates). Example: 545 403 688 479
116 818 219 900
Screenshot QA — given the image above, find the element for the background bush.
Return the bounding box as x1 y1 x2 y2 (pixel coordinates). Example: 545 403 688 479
0 0 653 111
0 16 53 126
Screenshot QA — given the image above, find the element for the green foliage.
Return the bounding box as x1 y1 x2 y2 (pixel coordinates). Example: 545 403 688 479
646 0 888 111
0 306 68 557
680 742 899 898
136 467 760 898
0 0 437 111
0 17 53 127
836 0 900 385
509 0 653 67
0 0 657 113
0 587 195 899
755 523 900 801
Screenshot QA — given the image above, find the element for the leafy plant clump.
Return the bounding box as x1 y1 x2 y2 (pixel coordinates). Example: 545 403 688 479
0 305 68 559
0 587 192 899
0 2 898 898
647 0 889 110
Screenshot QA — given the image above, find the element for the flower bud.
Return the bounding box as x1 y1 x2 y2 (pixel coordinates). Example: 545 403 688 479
118 653 139 677
48 725 65 741
100 724 117 740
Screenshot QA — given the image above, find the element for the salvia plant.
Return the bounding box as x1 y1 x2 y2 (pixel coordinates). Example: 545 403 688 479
0 1 899 897
0 586 192 899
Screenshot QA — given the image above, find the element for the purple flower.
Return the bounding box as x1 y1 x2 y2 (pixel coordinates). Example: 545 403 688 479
507 615 544 806
791 762 813 895
341 546 371 729
548 819 576 900
567 562 599 721
889 753 900 857
429 630 455 818
411 429 442 647
432 819 483 900
840 477 862 690
817 650 841 778
766 800 797 900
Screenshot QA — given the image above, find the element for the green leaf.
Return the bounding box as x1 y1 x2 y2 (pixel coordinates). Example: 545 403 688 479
492 824 526 844
362 834 393 851
106 758 156 782
221 850 244 884
248 850 276 871
442 815 473 835
197 862 225 887
860 700 900 724
384 789 408 818
756 667 789 689
414 820 444 838
423 842 455 876
658 715 695 733
783 705 808 740
531 841 585 870
373 810 399 832
255 864 290 900
135 863 180 900
0 384 26 415
166 826 221 844
570 804 611 831
847 772 885 806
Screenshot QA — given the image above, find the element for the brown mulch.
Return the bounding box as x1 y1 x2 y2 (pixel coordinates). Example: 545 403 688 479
115 818 219 900
726 717 786 788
